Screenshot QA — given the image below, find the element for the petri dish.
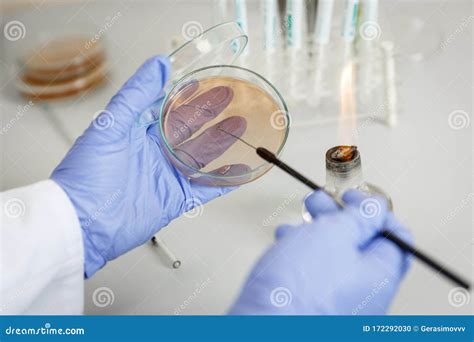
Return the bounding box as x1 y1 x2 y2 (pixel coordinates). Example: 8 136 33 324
140 21 289 186
16 62 107 100
168 21 248 86
21 36 105 81
15 36 107 100
138 21 248 126
158 65 289 186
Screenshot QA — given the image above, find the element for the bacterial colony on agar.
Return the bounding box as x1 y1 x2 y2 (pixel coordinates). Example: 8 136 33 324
161 76 288 185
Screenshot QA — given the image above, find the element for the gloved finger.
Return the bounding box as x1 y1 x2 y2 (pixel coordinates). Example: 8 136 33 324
175 116 247 169
363 212 414 276
366 212 413 272
137 95 166 127
341 189 389 248
207 164 252 177
140 80 199 127
170 79 200 108
382 212 414 246
341 189 369 206
275 224 296 240
342 190 388 224
105 55 171 129
165 86 234 146
304 190 339 219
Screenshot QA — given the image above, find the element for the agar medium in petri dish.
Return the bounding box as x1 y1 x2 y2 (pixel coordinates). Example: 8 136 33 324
16 36 107 100
138 22 290 186
159 65 289 186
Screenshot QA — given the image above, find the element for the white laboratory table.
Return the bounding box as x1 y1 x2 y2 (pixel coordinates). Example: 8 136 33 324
1 0 472 315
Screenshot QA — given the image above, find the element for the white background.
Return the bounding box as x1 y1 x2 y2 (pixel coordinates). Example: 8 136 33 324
1 0 472 315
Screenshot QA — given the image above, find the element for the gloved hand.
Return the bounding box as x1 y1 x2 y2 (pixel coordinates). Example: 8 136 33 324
229 190 412 315
52 56 246 277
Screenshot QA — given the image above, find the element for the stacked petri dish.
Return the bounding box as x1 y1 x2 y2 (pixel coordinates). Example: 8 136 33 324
16 36 107 100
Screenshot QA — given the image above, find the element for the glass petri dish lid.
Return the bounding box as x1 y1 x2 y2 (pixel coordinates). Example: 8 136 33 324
142 21 289 187
168 21 248 86
138 22 248 126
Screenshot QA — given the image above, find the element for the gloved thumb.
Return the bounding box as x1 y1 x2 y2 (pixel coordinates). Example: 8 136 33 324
304 190 339 219
362 212 414 277
275 224 296 240
93 55 171 134
341 189 389 249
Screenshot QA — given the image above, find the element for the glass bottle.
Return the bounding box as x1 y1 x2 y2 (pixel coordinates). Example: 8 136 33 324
303 146 392 222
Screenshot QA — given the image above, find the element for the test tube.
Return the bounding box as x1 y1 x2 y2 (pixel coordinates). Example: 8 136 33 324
382 41 397 127
361 0 378 23
314 0 334 45
309 0 334 107
214 0 231 24
342 0 360 62
286 0 308 102
357 0 379 43
356 0 381 107
151 236 181 269
234 0 249 58
259 0 283 84
262 0 280 54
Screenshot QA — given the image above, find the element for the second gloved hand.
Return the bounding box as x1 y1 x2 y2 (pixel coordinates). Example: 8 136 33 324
52 56 246 277
229 190 412 315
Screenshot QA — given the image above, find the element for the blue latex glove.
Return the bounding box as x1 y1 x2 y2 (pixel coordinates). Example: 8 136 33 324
229 190 412 315
52 56 244 277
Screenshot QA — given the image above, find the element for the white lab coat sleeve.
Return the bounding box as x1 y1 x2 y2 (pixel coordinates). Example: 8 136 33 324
1 180 84 314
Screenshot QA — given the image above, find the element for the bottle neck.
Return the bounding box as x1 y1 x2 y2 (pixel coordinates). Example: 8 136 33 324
324 146 364 196
323 146 393 209
325 165 364 196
